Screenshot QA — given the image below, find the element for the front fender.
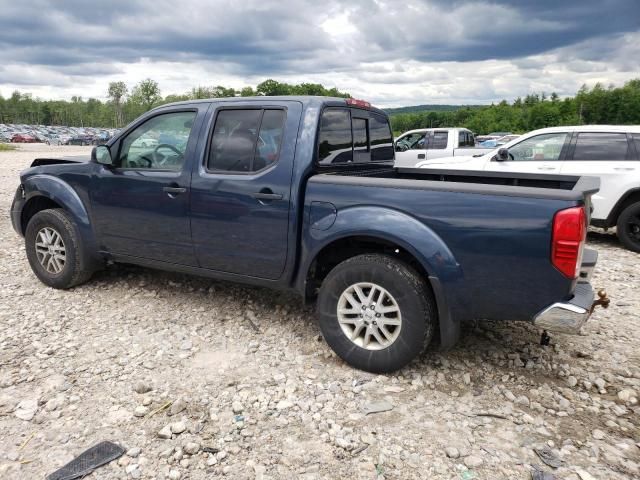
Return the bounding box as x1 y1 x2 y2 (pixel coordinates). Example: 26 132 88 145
299 206 467 348
18 174 98 264
22 174 91 228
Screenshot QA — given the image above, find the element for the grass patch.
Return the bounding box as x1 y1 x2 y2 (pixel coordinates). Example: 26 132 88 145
0 143 17 152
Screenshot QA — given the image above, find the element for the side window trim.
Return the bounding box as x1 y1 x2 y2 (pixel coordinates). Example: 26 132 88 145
115 108 198 171
204 106 287 175
629 133 640 160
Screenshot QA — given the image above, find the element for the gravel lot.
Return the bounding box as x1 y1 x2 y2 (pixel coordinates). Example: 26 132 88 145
0 144 639 480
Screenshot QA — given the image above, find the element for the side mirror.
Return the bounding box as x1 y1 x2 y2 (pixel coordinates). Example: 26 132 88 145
495 148 509 162
92 145 113 166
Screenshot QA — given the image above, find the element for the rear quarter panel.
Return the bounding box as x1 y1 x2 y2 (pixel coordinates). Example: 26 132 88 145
303 179 579 323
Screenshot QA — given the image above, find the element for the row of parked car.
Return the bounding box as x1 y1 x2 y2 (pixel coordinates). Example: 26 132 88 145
0 123 119 146
394 125 640 252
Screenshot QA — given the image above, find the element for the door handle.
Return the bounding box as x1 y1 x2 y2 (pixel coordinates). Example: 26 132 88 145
163 186 187 195
614 167 635 171
252 189 283 202
417 154 426 159
537 166 556 171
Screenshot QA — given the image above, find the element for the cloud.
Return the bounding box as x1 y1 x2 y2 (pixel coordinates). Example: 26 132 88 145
0 0 638 106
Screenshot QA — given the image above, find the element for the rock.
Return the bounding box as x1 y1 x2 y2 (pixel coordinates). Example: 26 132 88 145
445 446 460 459
575 468 597 480
133 381 152 394
171 421 186 434
169 399 187 416
232 401 244 414
183 442 200 455
567 376 578 387
362 401 394 415
617 389 636 403
158 425 172 439
14 399 38 421
133 406 148 417
592 429 605 440
168 470 181 480
515 395 530 407
504 390 516 402
127 447 141 458
463 373 471 385
276 400 294 410
384 385 405 393
464 455 483 468
594 378 606 390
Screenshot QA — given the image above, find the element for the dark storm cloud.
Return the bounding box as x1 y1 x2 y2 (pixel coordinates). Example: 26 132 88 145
0 0 638 82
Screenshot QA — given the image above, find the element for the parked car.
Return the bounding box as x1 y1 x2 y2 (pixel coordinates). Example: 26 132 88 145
476 131 513 143
417 125 640 252
44 135 63 146
66 135 96 146
11 133 37 143
479 134 520 148
394 128 494 168
11 96 604 373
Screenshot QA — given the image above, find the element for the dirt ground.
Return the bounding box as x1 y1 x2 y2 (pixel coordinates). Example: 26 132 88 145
0 144 638 480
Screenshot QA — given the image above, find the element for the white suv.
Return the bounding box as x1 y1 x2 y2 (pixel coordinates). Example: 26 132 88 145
416 125 640 252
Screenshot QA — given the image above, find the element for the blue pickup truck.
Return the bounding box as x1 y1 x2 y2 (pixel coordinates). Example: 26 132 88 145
11 96 605 372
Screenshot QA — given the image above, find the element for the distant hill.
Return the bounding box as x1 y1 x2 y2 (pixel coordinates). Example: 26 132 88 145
384 104 483 116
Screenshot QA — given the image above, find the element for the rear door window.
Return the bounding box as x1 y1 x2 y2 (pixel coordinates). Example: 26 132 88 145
208 109 286 172
429 131 448 150
571 132 630 160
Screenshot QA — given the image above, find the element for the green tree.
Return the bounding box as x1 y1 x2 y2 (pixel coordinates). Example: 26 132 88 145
107 81 128 127
130 79 161 111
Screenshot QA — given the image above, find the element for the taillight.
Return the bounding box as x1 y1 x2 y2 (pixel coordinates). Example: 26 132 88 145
551 206 586 278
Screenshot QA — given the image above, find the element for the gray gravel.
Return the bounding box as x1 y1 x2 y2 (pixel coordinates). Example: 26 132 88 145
1 144 639 479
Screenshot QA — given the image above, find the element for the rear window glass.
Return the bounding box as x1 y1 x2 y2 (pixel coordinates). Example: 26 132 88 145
429 131 448 150
318 108 353 164
572 132 629 160
370 113 394 161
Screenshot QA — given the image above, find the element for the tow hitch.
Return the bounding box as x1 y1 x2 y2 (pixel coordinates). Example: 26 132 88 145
590 289 610 314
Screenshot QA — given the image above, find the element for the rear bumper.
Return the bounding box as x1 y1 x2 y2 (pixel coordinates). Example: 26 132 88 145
532 249 598 334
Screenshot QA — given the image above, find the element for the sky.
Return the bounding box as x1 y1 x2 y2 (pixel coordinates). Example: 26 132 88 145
0 0 639 107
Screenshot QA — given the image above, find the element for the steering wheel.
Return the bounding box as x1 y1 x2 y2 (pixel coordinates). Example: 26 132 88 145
153 143 183 166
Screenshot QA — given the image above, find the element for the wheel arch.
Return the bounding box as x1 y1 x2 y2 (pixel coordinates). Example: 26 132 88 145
606 188 640 226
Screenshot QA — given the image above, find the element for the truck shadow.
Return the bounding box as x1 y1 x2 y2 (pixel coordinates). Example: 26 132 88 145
88 263 587 388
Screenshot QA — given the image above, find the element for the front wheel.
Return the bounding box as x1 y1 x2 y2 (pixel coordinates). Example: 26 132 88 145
617 202 640 252
25 209 94 289
316 254 436 373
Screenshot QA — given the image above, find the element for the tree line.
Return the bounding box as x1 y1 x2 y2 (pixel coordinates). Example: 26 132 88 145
0 79 349 128
389 80 640 134
1 77 639 134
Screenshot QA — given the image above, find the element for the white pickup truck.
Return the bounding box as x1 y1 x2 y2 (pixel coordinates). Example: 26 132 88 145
416 125 640 252
394 128 493 168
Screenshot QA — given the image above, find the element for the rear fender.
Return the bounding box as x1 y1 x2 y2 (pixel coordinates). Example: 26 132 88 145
301 206 466 348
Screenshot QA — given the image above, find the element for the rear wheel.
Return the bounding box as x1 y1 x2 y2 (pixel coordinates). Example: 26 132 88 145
617 202 640 252
316 254 436 373
25 209 94 289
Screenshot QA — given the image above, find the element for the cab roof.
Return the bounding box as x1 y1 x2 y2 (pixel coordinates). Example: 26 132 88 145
156 95 388 117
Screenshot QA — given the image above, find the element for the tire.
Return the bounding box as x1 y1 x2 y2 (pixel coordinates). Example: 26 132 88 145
316 254 436 373
617 202 640 252
25 209 94 289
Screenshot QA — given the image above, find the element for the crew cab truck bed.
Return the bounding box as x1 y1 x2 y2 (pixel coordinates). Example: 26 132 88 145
11 96 605 373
